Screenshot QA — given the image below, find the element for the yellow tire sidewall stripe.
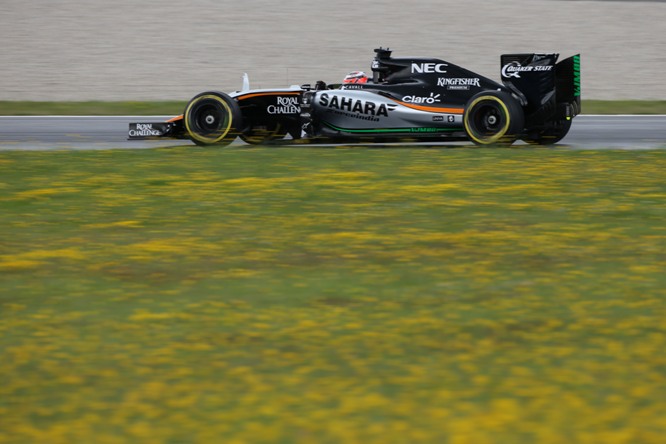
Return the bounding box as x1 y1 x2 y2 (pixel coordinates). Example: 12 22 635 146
184 95 234 144
464 96 511 145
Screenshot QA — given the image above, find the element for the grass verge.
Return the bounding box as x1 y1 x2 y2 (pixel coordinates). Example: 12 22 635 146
0 100 665 115
0 101 187 116
1 147 665 443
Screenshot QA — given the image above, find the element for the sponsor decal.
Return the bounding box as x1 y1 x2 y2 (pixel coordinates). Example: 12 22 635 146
411 62 448 74
403 93 441 104
502 62 553 79
267 96 300 114
341 84 365 90
410 127 448 133
437 77 481 90
433 115 457 123
129 123 163 137
324 122 459 134
318 93 396 121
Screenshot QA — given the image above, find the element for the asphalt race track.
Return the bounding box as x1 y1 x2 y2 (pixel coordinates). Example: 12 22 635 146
0 115 664 151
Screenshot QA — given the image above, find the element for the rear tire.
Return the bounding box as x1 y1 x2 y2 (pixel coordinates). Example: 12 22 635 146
522 119 572 145
184 92 241 146
463 91 524 146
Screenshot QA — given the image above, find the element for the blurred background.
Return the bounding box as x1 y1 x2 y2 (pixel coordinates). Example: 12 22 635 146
1 0 665 101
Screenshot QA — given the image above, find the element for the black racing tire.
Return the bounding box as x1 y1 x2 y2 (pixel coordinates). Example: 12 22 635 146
463 91 525 146
239 122 287 145
184 92 241 146
522 119 572 145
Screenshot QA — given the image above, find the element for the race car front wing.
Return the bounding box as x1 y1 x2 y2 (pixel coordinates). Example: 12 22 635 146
127 116 185 140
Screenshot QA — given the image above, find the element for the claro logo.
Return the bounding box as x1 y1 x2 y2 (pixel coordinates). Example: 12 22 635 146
411 63 448 74
402 93 441 104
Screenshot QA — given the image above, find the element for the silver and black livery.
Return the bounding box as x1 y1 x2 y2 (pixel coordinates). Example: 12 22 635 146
129 48 581 146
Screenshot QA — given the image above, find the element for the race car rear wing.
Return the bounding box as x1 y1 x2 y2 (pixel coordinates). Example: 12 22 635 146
500 53 581 121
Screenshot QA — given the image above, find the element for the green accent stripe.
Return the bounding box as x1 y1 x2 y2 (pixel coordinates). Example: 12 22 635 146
573 54 581 97
324 122 462 134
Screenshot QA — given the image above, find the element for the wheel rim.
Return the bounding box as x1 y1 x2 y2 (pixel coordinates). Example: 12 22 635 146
469 102 506 137
191 100 230 135
464 95 514 145
185 95 234 144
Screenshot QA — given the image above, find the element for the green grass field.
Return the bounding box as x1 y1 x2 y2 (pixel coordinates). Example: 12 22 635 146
1 147 665 443
0 100 665 116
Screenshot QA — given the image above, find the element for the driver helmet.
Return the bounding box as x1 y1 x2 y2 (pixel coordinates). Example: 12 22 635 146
343 71 368 84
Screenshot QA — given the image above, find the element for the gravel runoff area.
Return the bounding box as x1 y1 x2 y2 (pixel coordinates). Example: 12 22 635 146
2 0 664 101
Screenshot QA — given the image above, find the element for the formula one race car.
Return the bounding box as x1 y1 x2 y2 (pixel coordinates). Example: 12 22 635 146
129 48 581 146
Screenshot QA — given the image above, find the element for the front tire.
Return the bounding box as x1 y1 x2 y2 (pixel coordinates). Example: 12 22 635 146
184 92 241 146
463 91 524 146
